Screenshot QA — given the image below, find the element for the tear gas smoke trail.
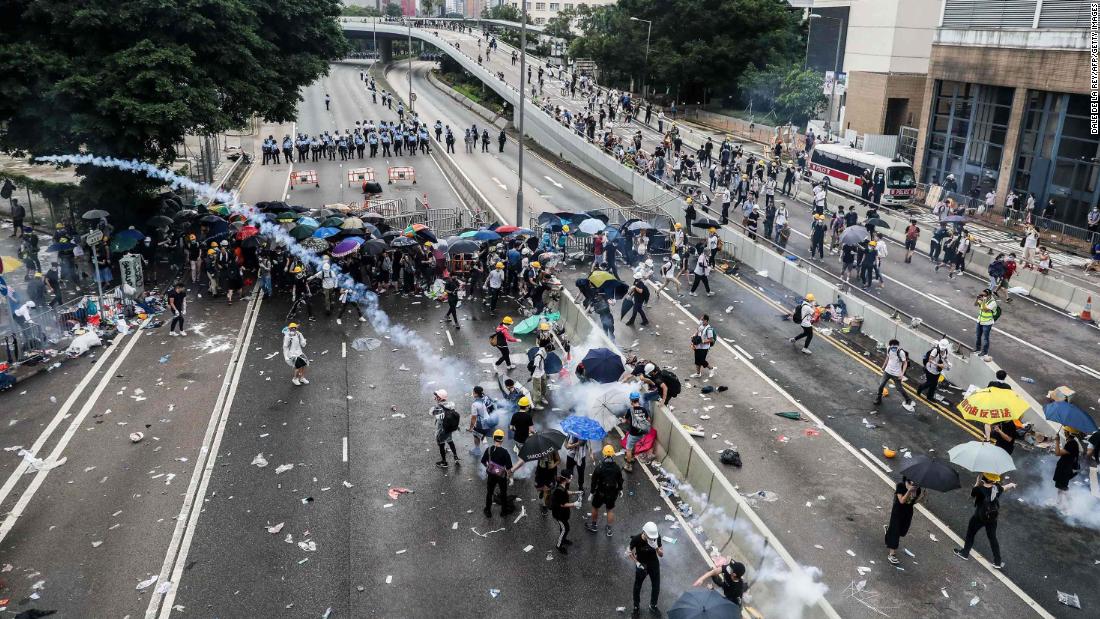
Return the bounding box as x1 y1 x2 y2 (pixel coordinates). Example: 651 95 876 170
37 154 473 396
653 464 828 619
1016 456 1100 532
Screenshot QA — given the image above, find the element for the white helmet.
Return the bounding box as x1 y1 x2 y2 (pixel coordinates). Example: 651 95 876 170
645 258 654 267
937 338 950 350
433 389 448 401
643 521 659 539
644 363 656 375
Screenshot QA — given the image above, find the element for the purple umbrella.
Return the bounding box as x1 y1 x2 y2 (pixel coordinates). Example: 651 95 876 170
332 238 362 258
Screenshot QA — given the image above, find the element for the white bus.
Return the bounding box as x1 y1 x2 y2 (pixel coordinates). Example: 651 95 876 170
806 143 916 206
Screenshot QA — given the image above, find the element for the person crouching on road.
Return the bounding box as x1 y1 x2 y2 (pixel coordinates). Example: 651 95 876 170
283 323 309 386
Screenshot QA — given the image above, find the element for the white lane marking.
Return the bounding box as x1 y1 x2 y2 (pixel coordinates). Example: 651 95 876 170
860 448 893 473
0 330 128 510
342 341 347 358
543 175 563 188
732 344 754 360
342 436 349 463
147 293 263 619
446 329 454 346
656 287 1052 617
491 176 506 190
0 320 150 544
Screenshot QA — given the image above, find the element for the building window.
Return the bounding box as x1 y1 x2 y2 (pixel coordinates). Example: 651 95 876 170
549 2 559 9
565 2 573 7
535 16 545 23
921 80 1012 195
535 2 545 9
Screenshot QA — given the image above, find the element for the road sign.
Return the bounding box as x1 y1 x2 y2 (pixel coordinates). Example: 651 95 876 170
84 230 104 245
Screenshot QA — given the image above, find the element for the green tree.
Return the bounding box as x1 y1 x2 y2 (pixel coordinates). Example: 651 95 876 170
420 0 445 16
384 2 403 18
568 0 803 103
0 0 350 220
544 7 577 40
483 4 522 22
343 5 382 17
741 63 824 126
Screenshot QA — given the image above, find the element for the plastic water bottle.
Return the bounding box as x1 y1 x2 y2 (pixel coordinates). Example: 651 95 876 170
1020 377 1035 383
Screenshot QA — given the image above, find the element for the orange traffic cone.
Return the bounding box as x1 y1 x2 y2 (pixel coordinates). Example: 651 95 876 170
1081 296 1093 322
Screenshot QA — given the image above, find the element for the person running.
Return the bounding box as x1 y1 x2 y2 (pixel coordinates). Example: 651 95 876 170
625 276 650 327
903 219 920 263
492 316 518 370
167 282 188 336
482 429 515 517
551 473 582 554
692 560 746 606
629 522 664 618
536 449 562 514
430 389 461 469
282 323 309 386
789 294 815 354
484 261 505 310
916 339 951 403
874 339 916 412
954 473 1015 569
689 250 713 297
587 445 624 536
885 477 922 565
689 314 716 378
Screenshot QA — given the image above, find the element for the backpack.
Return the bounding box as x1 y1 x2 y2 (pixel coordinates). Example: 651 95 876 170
658 369 681 399
979 494 1000 523
488 332 503 347
592 460 622 494
792 303 803 323
526 350 543 375
629 406 651 435
716 237 724 252
991 304 1002 322
441 405 460 433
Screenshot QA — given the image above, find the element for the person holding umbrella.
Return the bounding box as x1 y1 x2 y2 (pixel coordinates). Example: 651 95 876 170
884 477 922 565
692 559 746 606
953 473 1015 568
629 521 664 618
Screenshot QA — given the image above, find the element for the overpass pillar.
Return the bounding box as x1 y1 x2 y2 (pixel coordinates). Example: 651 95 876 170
379 38 393 64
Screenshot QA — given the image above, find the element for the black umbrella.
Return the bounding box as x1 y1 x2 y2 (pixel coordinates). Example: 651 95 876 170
537 212 563 226
692 218 721 229
866 217 890 229
147 215 174 228
447 239 481 255
82 209 110 220
391 236 419 249
584 209 610 223
199 214 223 224
518 429 568 461
668 589 740 619
172 209 199 221
897 455 960 493
363 238 389 256
620 297 634 320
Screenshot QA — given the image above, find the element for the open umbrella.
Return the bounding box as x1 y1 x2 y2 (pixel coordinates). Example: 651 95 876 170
147 215 174 228
948 441 1016 475
321 216 345 228
518 429 568 461
341 217 365 230
109 235 139 253
332 238 362 258
559 416 607 441
514 313 561 335
943 215 968 223
173 209 198 221
446 239 481 256
581 348 625 384
588 270 617 288
276 211 298 223
668 589 740 619
578 218 607 235
897 455 961 492
299 237 329 253
461 229 501 242
199 214 223 224
1 256 24 273
865 217 890 229
537 213 563 227
210 205 231 217
584 210 610 223
627 220 655 232
291 224 318 241
360 211 386 222
363 238 389 256
495 225 522 234
312 209 334 219
1043 401 1098 433
313 227 341 239
957 388 1029 424
390 236 418 248
46 241 76 253
839 225 870 246
81 209 110 220
692 218 721 229
296 216 319 227
589 391 629 430
235 225 259 241
115 228 145 243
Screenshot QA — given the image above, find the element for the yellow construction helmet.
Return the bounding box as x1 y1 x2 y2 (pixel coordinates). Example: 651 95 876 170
495 262 504 269
531 261 541 269
708 227 716 233
292 265 303 273
674 223 682 229
207 248 216 255
518 396 531 408
538 321 550 331
493 429 506 439
562 225 570 232
805 293 815 302
288 322 299 328
502 316 514 325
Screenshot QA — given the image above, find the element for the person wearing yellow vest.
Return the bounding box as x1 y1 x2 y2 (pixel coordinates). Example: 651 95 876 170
974 289 999 358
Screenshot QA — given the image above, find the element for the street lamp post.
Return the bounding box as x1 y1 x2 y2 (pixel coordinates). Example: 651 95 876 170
516 4 528 226
809 13 843 140
408 19 415 113
629 17 652 100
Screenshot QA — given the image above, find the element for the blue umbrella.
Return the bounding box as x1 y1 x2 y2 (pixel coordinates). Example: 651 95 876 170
560 415 608 441
581 348 625 384
1043 401 1098 433
462 229 502 242
115 228 145 242
47 242 76 253
313 226 341 239
296 216 320 227
525 347 563 374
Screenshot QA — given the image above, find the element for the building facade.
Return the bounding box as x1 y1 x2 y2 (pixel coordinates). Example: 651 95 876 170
805 0 940 137
504 1 615 25
913 0 1094 225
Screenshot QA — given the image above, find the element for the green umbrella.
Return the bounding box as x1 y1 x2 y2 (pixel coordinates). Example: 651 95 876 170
322 216 345 228
513 313 560 335
276 211 298 222
109 235 139 253
290 224 318 241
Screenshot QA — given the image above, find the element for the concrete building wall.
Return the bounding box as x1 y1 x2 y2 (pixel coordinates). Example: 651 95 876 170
928 39 1090 93
844 72 928 134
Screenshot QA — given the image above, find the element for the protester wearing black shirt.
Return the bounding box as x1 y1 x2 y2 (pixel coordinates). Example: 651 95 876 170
629 522 663 617
509 405 534 451
954 473 1015 568
481 430 514 517
167 283 187 336
443 276 460 329
550 475 580 554
885 479 922 564
693 560 746 606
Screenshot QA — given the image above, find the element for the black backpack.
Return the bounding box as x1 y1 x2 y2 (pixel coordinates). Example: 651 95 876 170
658 369 682 399
792 303 804 323
979 497 1000 523
441 406 460 433
719 449 742 467
592 460 622 494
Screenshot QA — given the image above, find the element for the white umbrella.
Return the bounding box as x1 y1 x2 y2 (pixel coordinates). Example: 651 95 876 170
578 218 607 235
947 441 1016 475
